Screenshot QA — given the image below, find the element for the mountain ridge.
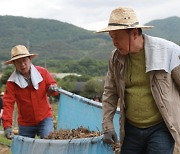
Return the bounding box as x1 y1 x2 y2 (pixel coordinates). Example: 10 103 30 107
0 15 179 71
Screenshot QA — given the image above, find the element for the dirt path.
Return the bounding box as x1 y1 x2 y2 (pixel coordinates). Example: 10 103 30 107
0 144 10 154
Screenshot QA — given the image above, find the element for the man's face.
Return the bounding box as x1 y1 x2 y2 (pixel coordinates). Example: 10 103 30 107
13 57 31 77
109 29 131 55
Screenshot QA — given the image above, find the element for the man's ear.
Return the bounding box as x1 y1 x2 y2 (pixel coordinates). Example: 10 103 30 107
133 28 139 39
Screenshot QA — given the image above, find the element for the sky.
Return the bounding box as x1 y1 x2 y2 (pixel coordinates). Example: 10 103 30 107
0 0 179 31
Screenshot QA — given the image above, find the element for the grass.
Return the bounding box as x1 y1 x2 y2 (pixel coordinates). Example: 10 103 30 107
0 134 11 146
0 134 11 154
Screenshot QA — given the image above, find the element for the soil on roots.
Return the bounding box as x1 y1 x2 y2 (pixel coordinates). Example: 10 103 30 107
45 127 102 140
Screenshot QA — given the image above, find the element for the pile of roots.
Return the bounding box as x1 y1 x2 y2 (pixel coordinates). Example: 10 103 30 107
45 127 102 140
45 127 120 153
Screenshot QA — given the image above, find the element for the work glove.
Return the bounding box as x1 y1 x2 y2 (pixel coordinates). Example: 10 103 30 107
4 127 14 140
48 84 58 93
103 130 118 145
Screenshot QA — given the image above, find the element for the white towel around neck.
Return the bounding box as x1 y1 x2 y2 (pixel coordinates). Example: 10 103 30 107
144 34 180 73
8 64 43 89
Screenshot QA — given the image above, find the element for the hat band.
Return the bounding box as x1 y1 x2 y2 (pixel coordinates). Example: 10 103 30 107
108 22 139 27
12 54 29 58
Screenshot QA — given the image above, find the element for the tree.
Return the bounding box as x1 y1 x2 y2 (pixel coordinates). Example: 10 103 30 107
0 66 14 90
80 78 104 99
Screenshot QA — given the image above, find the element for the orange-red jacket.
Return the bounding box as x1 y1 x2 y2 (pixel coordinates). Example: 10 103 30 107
2 66 57 128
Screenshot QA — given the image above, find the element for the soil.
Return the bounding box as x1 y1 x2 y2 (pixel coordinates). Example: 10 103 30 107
0 144 10 154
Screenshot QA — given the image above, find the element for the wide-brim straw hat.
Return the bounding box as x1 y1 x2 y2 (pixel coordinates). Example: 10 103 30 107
97 7 153 33
5 45 38 65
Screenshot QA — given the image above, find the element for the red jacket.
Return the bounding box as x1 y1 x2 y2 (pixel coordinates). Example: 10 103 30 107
2 66 57 128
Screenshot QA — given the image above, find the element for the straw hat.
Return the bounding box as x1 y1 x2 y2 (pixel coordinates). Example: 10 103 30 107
97 7 153 33
5 45 38 65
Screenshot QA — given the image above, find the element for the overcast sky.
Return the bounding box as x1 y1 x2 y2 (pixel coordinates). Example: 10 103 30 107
0 0 179 30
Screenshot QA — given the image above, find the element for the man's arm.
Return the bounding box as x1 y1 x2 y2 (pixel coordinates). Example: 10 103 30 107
2 82 16 129
171 65 180 91
102 54 119 144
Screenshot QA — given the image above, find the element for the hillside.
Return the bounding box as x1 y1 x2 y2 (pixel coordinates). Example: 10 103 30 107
0 15 113 64
0 15 180 74
145 16 180 43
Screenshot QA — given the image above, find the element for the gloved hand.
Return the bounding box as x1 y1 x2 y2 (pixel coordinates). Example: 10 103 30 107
4 127 14 140
48 84 58 93
103 130 118 144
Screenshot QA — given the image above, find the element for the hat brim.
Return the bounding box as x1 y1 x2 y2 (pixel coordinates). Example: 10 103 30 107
4 54 38 65
96 25 153 33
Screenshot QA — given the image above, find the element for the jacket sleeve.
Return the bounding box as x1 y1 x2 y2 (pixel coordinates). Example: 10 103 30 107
2 82 16 128
171 64 180 92
37 66 59 96
102 52 119 133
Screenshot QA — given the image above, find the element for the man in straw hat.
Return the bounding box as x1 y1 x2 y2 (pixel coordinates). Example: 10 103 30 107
97 7 180 153
2 45 59 139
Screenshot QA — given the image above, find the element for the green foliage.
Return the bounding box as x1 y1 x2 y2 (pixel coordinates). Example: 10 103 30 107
59 80 75 92
37 58 108 76
58 58 108 76
56 75 104 99
0 66 14 86
80 78 104 99
0 15 179 94
0 134 11 147
0 15 113 66
0 15 179 77
57 74 90 92
0 15 112 79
